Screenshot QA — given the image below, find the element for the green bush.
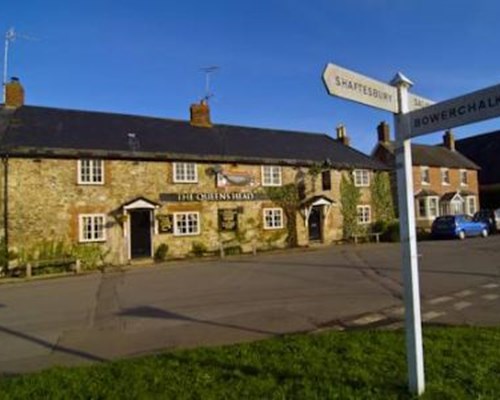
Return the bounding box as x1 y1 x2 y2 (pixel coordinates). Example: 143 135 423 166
384 221 400 242
191 241 208 257
224 245 242 256
373 220 400 242
154 243 169 262
71 244 109 270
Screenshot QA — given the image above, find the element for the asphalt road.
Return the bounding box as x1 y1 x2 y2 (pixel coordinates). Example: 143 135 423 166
0 235 499 374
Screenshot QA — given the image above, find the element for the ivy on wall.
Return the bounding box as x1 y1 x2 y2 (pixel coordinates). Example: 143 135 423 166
264 183 300 247
371 171 395 223
340 171 361 239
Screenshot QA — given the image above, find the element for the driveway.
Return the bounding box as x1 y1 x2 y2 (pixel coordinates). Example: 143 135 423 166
0 236 499 374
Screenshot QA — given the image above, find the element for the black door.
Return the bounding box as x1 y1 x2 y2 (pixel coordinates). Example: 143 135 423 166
308 207 322 241
130 210 152 258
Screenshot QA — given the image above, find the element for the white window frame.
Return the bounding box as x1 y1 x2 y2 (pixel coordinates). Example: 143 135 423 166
173 162 198 183
460 169 468 186
173 212 200 236
263 208 284 229
356 205 371 224
77 159 104 185
466 196 477 215
417 196 440 220
420 166 430 185
451 199 464 215
353 169 370 187
441 168 450 185
261 166 282 187
79 214 106 242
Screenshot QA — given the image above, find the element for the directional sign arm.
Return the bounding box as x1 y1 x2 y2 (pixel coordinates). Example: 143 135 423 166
408 83 500 137
322 63 399 113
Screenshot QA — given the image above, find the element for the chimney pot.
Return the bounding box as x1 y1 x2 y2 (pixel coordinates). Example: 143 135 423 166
4 76 25 108
377 121 390 143
443 129 455 151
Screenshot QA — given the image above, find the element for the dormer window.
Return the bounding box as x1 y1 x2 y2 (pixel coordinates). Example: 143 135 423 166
78 159 104 185
173 162 198 183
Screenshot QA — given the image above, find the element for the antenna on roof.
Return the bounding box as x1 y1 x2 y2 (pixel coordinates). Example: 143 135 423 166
200 66 219 103
3 27 39 102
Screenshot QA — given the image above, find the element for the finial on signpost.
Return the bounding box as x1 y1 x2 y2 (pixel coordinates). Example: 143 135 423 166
390 72 414 89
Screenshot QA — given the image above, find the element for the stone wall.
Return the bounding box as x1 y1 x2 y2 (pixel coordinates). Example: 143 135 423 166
5 157 375 264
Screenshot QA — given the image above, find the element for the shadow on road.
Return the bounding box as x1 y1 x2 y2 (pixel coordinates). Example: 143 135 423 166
225 258 499 279
119 305 279 336
0 324 107 368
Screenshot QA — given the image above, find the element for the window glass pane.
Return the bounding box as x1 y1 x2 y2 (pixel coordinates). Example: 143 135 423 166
354 170 369 187
263 166 281 186
175 163 197 182
321 171 331 191
80 159 103 183
418 199 426 218
174 212 199 235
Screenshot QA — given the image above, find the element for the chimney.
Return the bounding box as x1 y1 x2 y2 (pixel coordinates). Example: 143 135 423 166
190 100 212 128
443 129 455 151
4 77 25 108
336 124 350 146
377 121 390 143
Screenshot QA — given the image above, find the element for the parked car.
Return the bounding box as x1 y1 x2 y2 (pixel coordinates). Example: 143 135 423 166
431 215 489 240
473 209 500 234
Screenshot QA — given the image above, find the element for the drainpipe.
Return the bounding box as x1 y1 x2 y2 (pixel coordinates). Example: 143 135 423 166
2 155 8 268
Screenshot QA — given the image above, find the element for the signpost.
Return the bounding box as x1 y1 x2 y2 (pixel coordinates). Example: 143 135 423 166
322 62 500 395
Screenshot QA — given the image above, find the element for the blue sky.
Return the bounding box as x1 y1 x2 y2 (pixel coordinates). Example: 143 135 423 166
3 0 500 153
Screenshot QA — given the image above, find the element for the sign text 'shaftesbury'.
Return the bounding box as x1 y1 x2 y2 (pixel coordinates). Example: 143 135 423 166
409 83 500 137
160 192 268 202
322 63 399 113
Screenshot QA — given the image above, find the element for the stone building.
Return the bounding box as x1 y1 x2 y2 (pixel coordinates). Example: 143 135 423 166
372 122 480 230
0 78 387 265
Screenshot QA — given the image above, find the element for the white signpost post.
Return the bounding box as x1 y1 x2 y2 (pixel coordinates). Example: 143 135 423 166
323 62 500 396
323 63 427 395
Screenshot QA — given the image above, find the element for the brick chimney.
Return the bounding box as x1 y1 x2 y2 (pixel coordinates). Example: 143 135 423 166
377 121 390 143
336 124 350 146
4 77 25 108
443 129 455 151
190 100 212 128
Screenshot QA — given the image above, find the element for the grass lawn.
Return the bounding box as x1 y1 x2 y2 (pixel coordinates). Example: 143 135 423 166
0 326 499 399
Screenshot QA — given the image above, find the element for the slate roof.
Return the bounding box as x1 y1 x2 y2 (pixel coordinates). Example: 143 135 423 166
0 105 387 170
377 141 479 170
455 130 500 185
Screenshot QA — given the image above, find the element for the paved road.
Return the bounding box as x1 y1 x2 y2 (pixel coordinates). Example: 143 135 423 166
0 236 499 374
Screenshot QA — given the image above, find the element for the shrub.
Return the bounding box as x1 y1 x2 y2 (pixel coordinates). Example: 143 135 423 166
191 241 207 257
373 220 400 242
224 245 242 256
154 243 169 262
71 244 109 271
384 221 400 242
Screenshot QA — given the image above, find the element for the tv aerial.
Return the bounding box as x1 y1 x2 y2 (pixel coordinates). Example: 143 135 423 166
3 27 39 101
200 65 219 102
